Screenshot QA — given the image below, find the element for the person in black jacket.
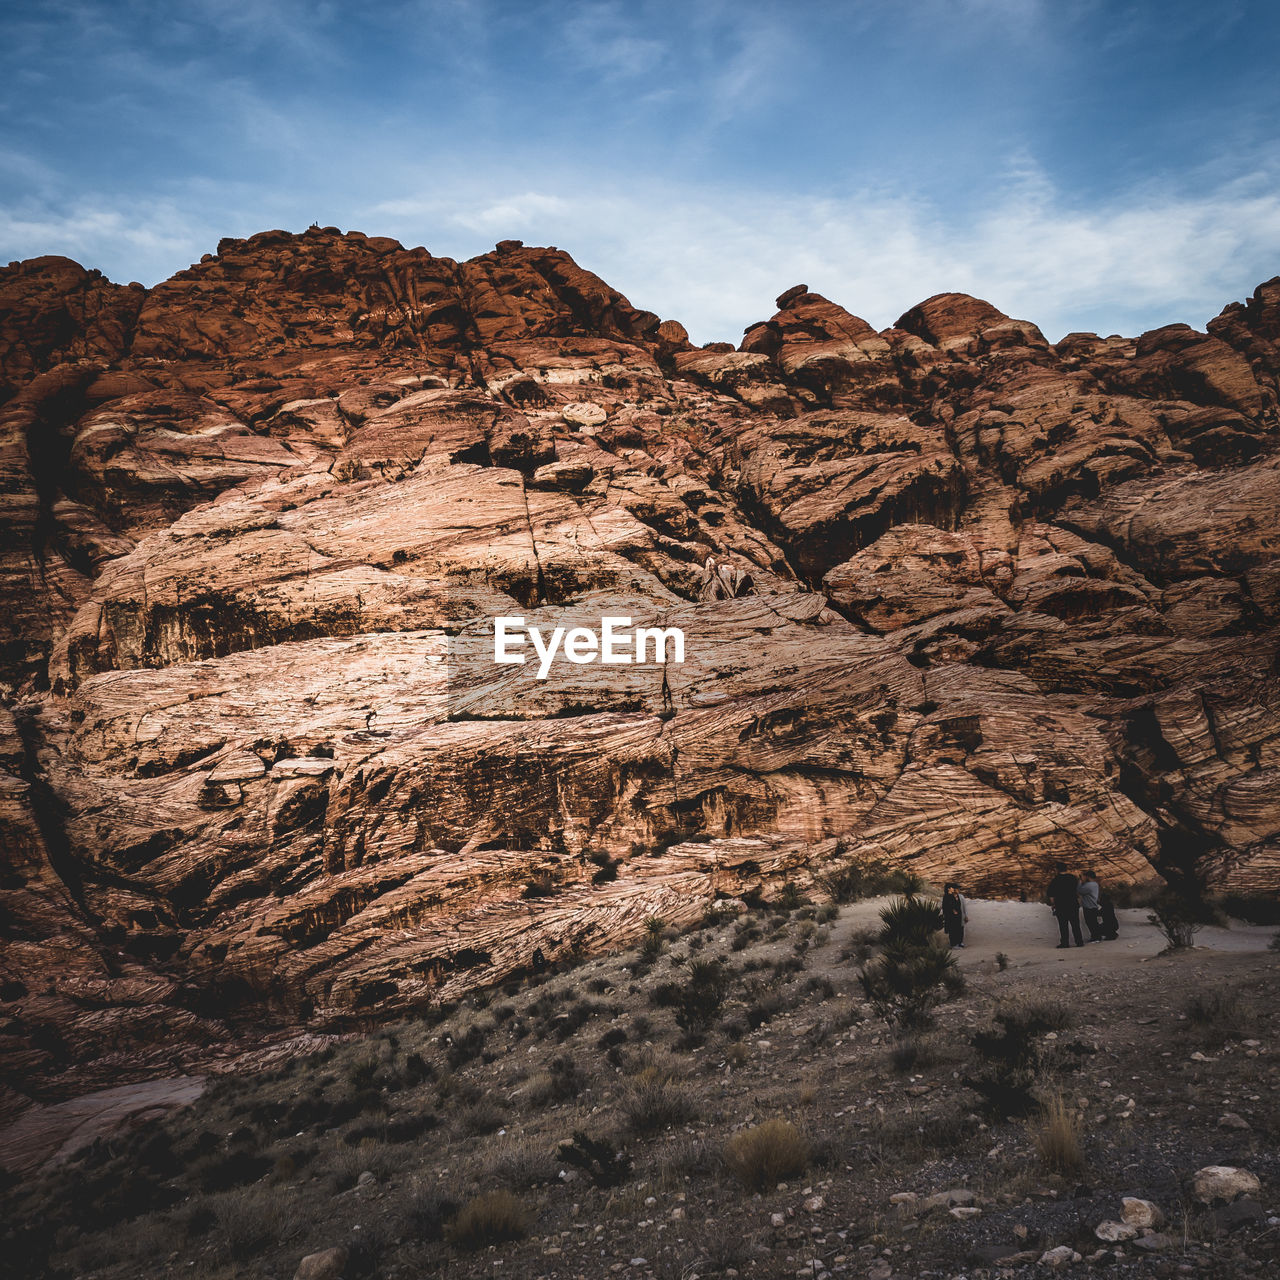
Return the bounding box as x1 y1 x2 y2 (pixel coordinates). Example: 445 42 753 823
941 882 968 948
1097 883 1120 940
1046 863 1084 948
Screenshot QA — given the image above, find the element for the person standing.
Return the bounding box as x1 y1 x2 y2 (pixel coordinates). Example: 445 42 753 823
1046 862 1084 948
1078 869 1103 942
1097 880 1120 940
942 882 968 948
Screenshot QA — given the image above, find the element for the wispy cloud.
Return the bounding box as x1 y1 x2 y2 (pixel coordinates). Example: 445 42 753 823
368 155 1280 342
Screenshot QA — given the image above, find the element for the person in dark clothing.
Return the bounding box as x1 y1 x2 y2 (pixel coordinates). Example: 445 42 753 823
1097 885 1120 940
1046 862 1084 948
941 882 968 948
1078 869 1103 942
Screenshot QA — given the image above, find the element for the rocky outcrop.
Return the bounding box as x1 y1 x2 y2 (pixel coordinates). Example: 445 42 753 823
1 231 1277 1100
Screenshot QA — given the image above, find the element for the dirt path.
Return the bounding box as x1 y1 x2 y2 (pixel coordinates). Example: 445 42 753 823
836 896 1276 973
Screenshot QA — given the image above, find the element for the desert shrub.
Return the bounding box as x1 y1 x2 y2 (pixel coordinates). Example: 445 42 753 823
683 1218 759 1273
817 854 920 903
1148 891 1206 950
484 1136 558 1189
211 1186 295 1263
402 1188 459 1242
889 1034 940 1074
654 1133 717 1179
775 882 807 911
1033 1092 1084 1174
445 1191 530 1249
654 958 733 1031
620 1065 695 1134
857 939 959 1031
815 903 838 924
723 1119 808 1191
1270 931 1280 953
550 998 609 1042
995 951 1010 971
803 974 835 1000
1185 989 1256 1043
526 1054 585 1105
456 1097 504 1136
742 979 784 1030
597 1026 627 1051
521 872 558 899
878 895 944 947
642 916 667 958
556 1130 633 1187
443 1023 488 1069
967 996 1074 1118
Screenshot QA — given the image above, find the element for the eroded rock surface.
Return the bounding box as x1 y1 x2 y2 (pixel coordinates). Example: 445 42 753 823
1 229 1277 1103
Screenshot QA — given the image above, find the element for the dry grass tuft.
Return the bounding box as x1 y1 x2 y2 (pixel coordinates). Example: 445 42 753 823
1032 1093 1084 1175
620 1065 695 1134
723 1118 809 1191
445 1190 531 1249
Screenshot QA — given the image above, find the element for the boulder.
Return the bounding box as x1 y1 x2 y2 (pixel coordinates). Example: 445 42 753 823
293 1246 348 1280
1191 1166 1262 1204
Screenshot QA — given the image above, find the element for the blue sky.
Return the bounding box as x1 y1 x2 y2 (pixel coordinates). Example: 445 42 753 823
2 0 1279 343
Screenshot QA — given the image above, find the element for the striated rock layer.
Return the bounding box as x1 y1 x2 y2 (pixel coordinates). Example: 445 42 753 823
1 228 1278 1106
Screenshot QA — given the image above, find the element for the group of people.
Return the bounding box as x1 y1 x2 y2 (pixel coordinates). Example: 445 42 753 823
1046 864 1120 947
936 870 1122 951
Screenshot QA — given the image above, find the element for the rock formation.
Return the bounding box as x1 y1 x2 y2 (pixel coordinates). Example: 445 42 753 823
1 228 1277 1107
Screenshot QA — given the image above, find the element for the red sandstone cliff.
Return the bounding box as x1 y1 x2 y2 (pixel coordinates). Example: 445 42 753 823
1 228 1277 1107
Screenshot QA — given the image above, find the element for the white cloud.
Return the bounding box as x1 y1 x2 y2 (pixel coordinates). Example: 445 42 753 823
367 158 1280 343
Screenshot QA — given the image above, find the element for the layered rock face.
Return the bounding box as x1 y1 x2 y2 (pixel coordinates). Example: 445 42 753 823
1 227 1278 1104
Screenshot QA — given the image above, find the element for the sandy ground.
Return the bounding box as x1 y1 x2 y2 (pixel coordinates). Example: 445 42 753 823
838 896 1277 971
1 899 1272 1176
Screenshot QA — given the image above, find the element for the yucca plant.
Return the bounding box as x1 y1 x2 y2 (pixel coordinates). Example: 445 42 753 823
877 894 944 947
857 939 958 1030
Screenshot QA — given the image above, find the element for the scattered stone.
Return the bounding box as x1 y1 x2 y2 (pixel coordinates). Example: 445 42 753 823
1095 1220 1138 1242
1132 1232 1175 1252
920 1188 976 1213
804 1195 825 1212
889 1192 918 1209
1121 1197 1164 1229
771 1213 786 1228
1191 1166 1261 1204
1218 1112 1251 1130
293 1247 348 1280
1038 1245 1081 1268
950 1206 982 1220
